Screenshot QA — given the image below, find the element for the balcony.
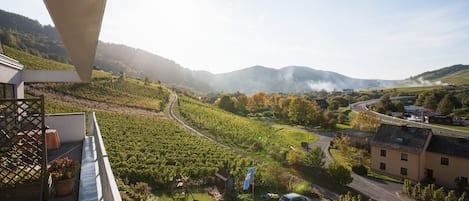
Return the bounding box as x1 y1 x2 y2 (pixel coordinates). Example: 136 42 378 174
1 97 121 201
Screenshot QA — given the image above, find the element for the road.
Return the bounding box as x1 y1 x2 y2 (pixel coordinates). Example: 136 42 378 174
167 92 402 200
304 130 402 201
351 97 469 138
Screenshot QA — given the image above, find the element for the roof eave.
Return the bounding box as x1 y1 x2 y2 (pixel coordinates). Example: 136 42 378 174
43 0 106 82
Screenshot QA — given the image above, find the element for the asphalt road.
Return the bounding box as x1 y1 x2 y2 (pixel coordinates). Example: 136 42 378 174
307 131 402 201
351 97 469 138
168 92 403 200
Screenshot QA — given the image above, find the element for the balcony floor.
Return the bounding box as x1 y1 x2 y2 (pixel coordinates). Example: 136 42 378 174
48 141 82 201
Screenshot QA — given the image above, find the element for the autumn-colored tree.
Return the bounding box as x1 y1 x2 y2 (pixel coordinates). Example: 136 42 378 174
247 92 268 112
351 111 380 132
288 97 321 127
235 94 249 114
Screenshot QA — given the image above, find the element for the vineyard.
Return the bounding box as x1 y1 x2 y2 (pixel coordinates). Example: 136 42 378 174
43 78 169 111
95 111 252 188
6 46 170 111
175 96 318 162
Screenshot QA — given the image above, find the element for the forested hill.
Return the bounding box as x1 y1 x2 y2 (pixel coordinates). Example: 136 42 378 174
0 9 210 92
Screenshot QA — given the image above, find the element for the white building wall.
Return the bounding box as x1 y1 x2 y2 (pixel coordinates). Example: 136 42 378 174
0 54 24 99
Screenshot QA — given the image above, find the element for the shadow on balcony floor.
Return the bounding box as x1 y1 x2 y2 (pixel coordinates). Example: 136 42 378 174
48 141 82 201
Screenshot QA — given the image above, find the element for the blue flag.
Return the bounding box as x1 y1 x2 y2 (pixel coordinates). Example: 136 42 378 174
243 167 255 190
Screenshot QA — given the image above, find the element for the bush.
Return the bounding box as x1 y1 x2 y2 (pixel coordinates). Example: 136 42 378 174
327 163 353 185
351 164 368 176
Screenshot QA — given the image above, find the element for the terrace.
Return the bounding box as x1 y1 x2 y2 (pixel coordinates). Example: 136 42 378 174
0 97 121 201
0 0 121 200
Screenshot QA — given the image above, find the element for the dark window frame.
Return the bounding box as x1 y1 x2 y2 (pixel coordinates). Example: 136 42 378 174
441 157 449 166
380 149 386 157
379 162 386 170
400 167 408 175
401 153 408 161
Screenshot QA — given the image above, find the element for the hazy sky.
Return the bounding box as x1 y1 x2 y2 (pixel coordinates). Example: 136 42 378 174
2 0 469 79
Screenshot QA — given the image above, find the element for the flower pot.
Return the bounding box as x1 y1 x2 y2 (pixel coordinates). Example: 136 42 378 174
54 178 74 197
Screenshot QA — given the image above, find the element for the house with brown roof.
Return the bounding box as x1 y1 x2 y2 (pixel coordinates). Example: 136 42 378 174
425 135 469 188
371 125 433 182
370 124 469 189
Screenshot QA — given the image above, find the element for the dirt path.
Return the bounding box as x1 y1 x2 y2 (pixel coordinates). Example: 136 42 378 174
27 86 164 117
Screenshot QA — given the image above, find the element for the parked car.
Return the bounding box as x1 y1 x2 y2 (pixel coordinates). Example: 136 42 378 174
279 193 312 201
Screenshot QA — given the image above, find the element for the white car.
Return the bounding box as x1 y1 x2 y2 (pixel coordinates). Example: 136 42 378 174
279 193 312 201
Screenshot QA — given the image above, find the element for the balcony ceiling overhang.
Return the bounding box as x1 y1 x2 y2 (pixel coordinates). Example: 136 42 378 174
43 0 106 82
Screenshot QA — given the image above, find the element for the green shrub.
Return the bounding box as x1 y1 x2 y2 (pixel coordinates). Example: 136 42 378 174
351 164 368 176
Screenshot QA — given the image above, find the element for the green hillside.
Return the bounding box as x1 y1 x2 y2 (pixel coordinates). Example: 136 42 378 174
5 46 170 111
412 64 469 85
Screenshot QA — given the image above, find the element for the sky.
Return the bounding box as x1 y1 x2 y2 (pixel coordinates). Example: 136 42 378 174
1 0 469 80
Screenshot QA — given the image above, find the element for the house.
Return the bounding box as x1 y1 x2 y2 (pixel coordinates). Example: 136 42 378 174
1 0 121 200
371 124 469 189
425 135 469 188
371 125 432 182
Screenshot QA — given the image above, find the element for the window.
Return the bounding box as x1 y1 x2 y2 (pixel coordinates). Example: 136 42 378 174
380 149 386 157
379 162 386 170
400 167 408 176
441 157 449 166
0 83 15 99
401 153 408 161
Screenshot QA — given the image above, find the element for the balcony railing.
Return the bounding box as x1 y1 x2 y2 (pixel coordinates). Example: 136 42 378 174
83 112 121 201
48 112 122 200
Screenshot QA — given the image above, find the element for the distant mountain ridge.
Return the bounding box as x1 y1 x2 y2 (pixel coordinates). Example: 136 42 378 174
204 65 397 94
1 9 467 94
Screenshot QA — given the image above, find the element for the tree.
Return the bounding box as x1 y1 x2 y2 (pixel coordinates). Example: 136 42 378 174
446 190 457 201
393 101 405 112
286 151 304 166
288 97 321 127
375 94 394 114
403 179 412 195
423 94 438 110
327 163 353 185
144 76 150 86
247 92 268 112
455 177 468 193
303 147 325 168
218 94 235 113
433 187 446 201
351 111 380 132
421 184 433 201
459 192 468 201
412 182 422 199
437 95 454 115
235 94 249 114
